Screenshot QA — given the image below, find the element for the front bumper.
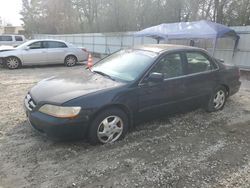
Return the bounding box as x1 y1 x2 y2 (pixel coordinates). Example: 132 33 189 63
26 110 89 140
0 58 4 66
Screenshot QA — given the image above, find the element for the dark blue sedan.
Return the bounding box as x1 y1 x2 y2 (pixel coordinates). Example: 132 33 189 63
24 44 241 144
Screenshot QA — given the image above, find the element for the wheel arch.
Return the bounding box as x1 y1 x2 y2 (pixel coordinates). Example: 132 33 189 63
220 84 230 96
89 104 133 129
64 54 78 62
4 56 22 67
206 84 229 112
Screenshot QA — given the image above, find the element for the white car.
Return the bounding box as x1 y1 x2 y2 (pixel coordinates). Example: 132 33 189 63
0 39 88 69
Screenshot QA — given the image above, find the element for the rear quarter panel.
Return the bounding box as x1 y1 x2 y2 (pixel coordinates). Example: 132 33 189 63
71 48 88 62
217 64 241 95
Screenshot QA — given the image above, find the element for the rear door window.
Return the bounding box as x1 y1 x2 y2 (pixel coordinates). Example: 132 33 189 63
45 41 67 48
186 52 214 74
0 36 13 41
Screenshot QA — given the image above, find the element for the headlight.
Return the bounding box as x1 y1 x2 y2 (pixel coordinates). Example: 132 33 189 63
39 104 81 118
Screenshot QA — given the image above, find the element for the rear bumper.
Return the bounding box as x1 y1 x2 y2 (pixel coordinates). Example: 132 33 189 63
229 81 241 96
26 110 89 140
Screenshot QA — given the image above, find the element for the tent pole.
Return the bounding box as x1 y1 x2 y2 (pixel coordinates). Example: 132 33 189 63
212 38 217 57
233 36 240 57
165 38 169 44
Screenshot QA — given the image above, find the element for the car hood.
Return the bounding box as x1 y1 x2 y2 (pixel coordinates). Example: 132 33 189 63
0 46 15 52
0 48 20 56
30 71 125 104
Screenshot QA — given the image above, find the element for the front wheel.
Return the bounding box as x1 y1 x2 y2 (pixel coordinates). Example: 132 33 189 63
88 108 129 145
65 55 77 67
206 86 227 112
5 57 21 69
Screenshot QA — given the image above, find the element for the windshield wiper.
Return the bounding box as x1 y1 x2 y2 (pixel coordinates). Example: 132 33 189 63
93 70 116 81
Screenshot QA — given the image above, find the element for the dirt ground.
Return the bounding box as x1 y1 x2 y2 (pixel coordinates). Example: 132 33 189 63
0 64 250 188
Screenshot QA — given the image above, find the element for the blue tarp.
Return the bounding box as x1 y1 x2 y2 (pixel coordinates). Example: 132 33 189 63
135 20 239 41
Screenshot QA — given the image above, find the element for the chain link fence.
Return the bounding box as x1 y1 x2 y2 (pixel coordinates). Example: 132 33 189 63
33 26 250 69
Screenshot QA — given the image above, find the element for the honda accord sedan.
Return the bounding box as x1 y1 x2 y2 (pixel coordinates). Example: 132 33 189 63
24 44 241 144
0 39 88 69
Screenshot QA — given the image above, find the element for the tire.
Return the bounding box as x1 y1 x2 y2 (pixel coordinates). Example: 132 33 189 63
64 55 77 67
5 56 21 69
206 86 227 112
88 108 129 145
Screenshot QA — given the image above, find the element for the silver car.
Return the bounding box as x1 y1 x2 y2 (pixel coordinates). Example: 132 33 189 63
0 39 88 69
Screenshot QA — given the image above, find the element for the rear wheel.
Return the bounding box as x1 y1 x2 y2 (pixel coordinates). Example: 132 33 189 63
5 56 21 69
206 86 227 112
65 55 77 67
88 108 129 145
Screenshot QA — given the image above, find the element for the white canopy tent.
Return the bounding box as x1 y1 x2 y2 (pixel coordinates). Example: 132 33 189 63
135 20 240 56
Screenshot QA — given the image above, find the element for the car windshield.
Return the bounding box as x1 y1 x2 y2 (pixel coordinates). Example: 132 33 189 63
15 41 34 49
92 49 157 82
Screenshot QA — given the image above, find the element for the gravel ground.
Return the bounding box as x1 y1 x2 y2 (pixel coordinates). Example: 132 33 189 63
0 64 250 188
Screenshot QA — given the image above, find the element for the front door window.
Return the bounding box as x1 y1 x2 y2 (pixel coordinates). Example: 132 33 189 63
151 53 183 79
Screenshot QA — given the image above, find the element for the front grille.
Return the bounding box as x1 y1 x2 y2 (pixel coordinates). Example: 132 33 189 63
24 93 37 111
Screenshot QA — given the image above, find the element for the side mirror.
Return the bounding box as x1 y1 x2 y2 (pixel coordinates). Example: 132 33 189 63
216 58 224 63
148 72 164 82
25 46 30 50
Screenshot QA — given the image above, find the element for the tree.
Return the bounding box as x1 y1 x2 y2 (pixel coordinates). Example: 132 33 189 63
21 0 45 34
72 0 108 32
20 0 250 34
21 0 79 34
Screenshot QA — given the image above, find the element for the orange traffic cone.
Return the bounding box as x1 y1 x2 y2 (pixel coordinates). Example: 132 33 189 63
87 53 93 69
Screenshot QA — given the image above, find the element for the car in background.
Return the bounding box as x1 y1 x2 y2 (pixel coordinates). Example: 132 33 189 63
0 35 26 47
24 44 241 145
0 39 88 69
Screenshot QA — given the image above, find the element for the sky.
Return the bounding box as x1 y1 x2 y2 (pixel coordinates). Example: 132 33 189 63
0 0 23 26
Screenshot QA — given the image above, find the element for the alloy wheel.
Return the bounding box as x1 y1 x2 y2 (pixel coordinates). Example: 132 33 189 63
213 90 226 110
6 57 19 69
66 56 76 66
97 116 123 144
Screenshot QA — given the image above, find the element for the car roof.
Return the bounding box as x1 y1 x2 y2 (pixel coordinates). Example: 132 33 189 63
28 39 67 43
0 34 24 36
134 44 202 53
